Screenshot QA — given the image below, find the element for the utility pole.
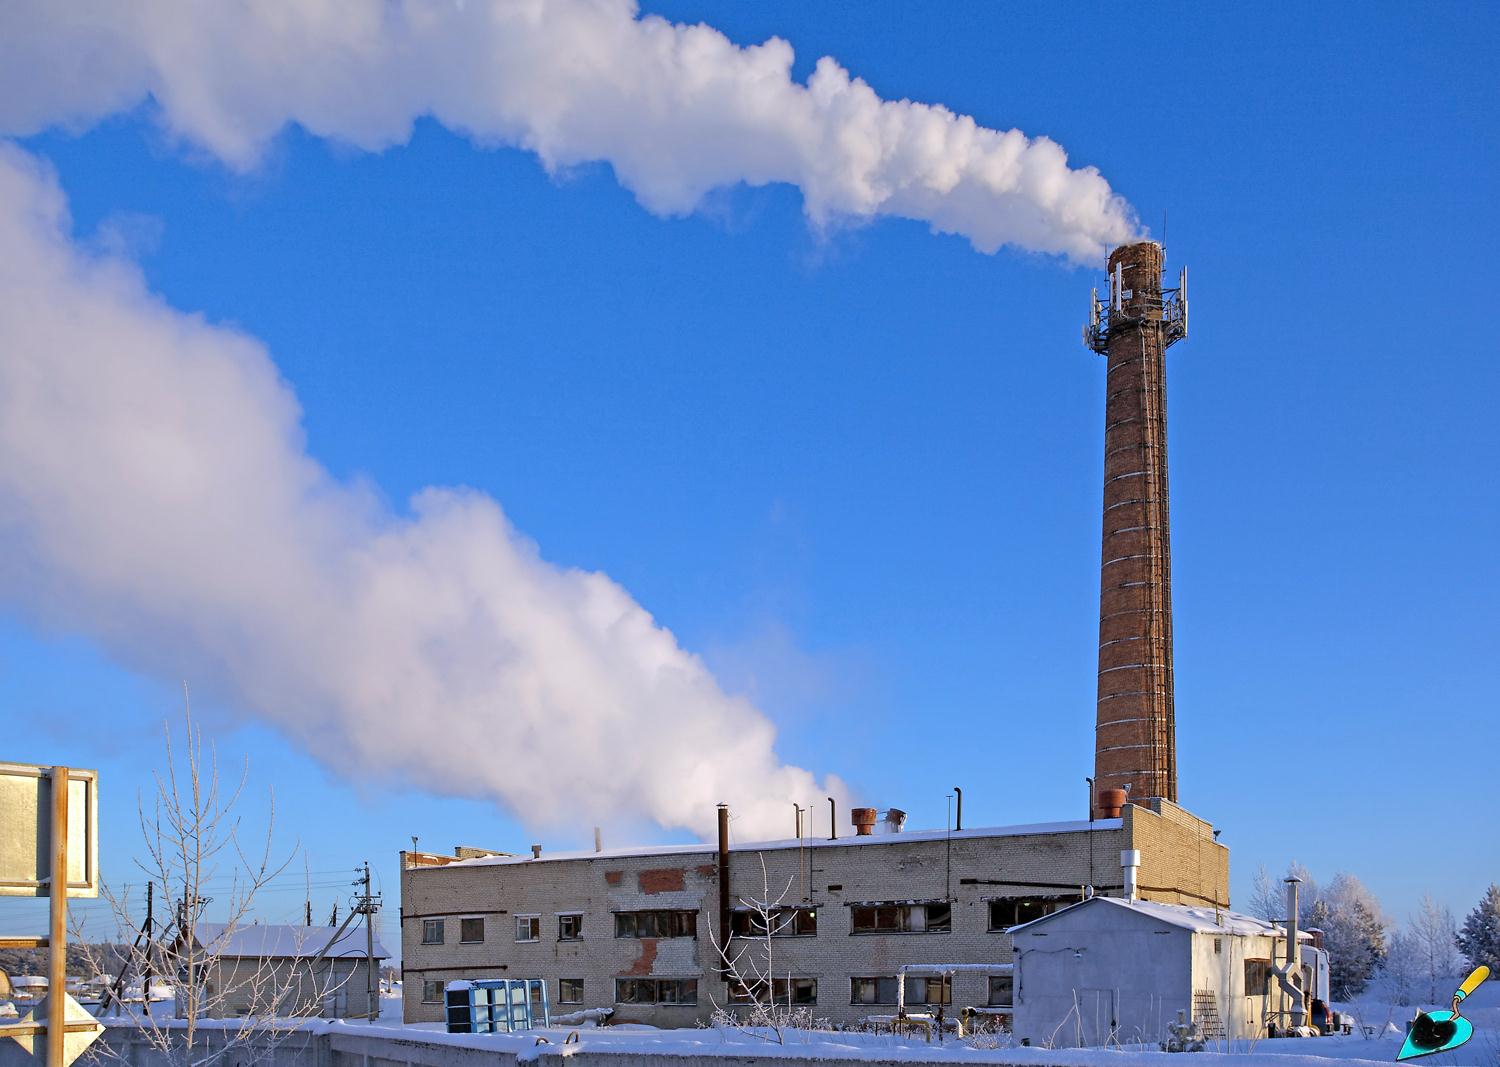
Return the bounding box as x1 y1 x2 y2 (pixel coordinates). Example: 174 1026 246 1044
142 882 155 1015
353 862 381 1021
305 899 312 927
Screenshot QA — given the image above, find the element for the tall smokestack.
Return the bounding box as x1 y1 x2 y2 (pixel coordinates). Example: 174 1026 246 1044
1085 241 1188 813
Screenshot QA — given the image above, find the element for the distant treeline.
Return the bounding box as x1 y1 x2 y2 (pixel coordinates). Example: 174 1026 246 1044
0 944 132 978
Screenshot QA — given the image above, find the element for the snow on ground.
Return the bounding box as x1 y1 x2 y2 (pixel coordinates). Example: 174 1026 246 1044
329 1003 1498 1066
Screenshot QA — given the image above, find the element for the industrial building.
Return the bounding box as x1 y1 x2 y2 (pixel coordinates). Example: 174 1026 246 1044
399 242 1300 1041
399 797 1226 1028
186 923 389 1020
1010 893 1328 1047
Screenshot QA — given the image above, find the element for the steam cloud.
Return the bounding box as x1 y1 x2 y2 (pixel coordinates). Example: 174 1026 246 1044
0 145 844 839
0 0 1137 262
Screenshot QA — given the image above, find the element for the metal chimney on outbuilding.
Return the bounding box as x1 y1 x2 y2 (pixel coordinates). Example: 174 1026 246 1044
1085 241 1188 815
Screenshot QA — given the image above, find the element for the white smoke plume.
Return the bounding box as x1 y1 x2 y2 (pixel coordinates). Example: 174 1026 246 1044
0 1 1138 262
0 145 845 839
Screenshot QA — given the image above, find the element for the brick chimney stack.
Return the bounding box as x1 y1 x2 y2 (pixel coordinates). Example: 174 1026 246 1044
1085 240 1188 815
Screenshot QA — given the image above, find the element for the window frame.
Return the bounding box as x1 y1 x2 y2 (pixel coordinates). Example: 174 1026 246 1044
987 894 1073 931
613 909 698 940
557 912 584 942
421 979 445 1003
458 916 485 944
614 977 698 1005
849 901 952 935
730 906 818 938
987 974 1014 1008
420 919 445 945
514 914 541 943
557 978 584 1005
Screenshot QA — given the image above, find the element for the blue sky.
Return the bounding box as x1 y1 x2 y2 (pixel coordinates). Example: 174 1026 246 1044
2 2 1496 952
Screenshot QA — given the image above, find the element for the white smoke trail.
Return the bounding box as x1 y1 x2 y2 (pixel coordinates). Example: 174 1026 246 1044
0 1 1138 261
0 145 844 839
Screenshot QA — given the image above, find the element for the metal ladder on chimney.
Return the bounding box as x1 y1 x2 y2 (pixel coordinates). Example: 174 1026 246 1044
1192 990 1226 1040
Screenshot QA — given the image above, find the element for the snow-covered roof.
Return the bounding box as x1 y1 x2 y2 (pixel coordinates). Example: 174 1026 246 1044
1009 895 1309 939
438 818 1124 869
193 923 389 960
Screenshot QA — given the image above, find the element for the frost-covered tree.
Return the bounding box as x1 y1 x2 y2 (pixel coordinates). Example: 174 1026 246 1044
1455 884 1500 972
1410 894 1463 1003
1311 873 1387 999
1381 929 1420 1006
1248 866 1282 923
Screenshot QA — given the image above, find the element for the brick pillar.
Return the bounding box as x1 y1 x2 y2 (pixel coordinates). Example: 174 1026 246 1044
1095 240 1177 809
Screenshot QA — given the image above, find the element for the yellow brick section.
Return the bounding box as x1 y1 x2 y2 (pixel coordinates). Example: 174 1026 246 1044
1124 800 1229 908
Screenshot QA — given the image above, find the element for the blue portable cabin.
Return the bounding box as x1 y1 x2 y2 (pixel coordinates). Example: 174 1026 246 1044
444 978 550 1033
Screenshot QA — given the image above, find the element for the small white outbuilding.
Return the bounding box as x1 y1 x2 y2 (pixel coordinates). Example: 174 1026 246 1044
1010 896 1327 1048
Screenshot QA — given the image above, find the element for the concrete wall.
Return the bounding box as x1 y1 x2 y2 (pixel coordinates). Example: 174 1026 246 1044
3 1022 1146 1067
400 805 1227 1030
205 958 380 1020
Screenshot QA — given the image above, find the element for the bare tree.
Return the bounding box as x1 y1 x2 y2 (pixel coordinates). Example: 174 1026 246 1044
706 855 824 1044
77 687 354 1067
1247 866 1282 923
1409 894 1463 1004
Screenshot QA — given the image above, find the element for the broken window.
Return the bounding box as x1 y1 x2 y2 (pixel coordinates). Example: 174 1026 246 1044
421 919 445 945
988 975 1014 1007
459 917 484 943
850 902 951 934
558 913 583 941
614 978 697 1005
515 915 540 942
730 906 817 938
613 909 697 939
729 977 817 1005
558 978 583 1005
422 980 444 1003
988 895 1072 930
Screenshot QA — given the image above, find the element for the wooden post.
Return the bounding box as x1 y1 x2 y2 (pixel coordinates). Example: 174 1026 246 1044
48 766 70 1067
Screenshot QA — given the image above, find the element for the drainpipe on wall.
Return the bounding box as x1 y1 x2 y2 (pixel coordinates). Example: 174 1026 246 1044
716 804 731 980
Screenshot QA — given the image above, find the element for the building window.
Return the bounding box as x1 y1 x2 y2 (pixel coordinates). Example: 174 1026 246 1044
421 919 445 945
614 978 697 1005
850 901 951 934
730 907 817 938
850 976 948 1005
730 978 817 1005
988 975 1014 1007
1245 959 1272 995
613 909 697 939
988 895 1072 930
1214 937 1223 955
422 980 444 1003
558 978 584 1005
459 917 484 943
850 977 899 1005
558 913 583 941
515 915 541 942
